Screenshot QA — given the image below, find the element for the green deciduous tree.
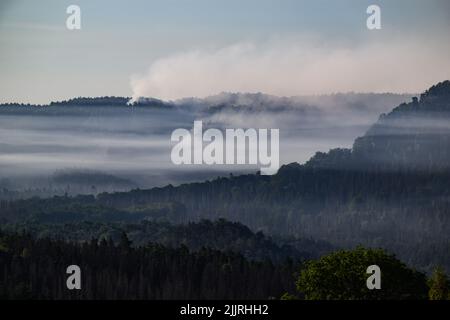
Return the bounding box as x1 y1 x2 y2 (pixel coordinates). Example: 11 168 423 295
296 247 428 300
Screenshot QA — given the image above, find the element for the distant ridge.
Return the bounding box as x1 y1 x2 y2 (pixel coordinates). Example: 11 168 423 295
0 96 174 108
306 80 450 171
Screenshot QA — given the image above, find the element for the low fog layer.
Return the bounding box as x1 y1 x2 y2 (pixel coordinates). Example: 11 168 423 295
0 92 413 193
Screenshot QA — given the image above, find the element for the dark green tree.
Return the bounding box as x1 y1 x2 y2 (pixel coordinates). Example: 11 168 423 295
296 247 428 300
428 267 450 300
119 231 132 250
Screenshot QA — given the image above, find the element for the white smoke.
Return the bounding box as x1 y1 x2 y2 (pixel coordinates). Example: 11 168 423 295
129 37 450 102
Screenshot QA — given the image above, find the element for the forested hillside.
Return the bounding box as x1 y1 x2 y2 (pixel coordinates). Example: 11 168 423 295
0 231 444 300
0 82 449 275
307 81 450 170
0 219 334 263
0 230 296 299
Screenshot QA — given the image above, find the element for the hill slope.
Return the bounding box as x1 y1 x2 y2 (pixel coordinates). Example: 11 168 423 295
307 80 450 170
1 82 449 272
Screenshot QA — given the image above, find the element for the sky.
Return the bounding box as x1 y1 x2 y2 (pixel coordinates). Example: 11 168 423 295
0 0 449 103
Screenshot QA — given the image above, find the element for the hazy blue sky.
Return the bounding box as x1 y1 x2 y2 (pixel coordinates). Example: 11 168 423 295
1 0 449 103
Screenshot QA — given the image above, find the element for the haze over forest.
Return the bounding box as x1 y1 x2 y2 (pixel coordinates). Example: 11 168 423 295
0 92 413 194
1 0 450 300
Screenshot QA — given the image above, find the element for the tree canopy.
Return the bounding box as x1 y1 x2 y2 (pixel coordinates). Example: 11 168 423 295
296 247 428 300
